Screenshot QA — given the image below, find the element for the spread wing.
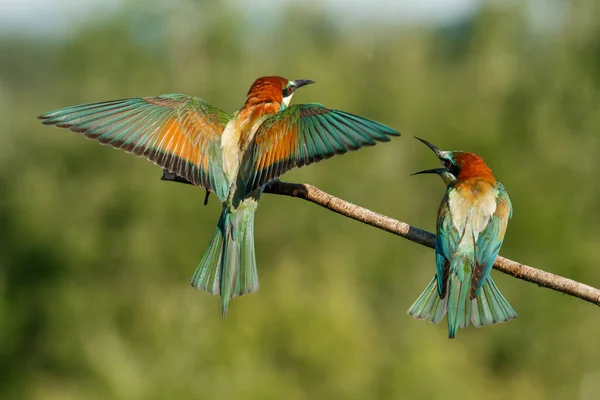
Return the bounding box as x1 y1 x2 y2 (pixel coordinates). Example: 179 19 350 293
38 94 231 201
472 183 512 296
245 103 400 191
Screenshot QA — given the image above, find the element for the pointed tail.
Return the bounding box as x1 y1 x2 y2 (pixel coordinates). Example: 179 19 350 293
407 277 448 324
190 203 259 317
408 263 516 338
470 276 517 329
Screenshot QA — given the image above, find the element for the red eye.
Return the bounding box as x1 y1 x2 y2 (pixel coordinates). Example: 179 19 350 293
444 159 452 169
284 86 295 96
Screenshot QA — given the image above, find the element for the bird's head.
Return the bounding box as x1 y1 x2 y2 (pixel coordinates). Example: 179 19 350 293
245 76 315 110
412 137 495 183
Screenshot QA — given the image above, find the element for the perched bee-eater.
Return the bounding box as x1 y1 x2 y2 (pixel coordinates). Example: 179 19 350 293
408 137 516 338
38 76 400 316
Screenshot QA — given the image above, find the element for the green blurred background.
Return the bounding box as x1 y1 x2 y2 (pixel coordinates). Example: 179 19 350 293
2 0 600 399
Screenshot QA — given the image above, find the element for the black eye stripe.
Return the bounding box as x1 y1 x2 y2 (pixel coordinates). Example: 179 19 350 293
443 159 460 176
283 86 296 97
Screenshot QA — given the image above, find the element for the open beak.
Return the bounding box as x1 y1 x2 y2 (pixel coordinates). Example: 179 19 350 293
410 167 446 177
293 79 315 89
414 136 444 158
413 138 456 185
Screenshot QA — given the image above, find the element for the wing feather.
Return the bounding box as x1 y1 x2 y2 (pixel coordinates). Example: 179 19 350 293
39 95 232 201
246 103 400 191
472 183 512 296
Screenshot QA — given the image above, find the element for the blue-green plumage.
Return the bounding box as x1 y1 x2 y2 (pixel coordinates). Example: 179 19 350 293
39 76 400 316
246 104 397 192
190 196 260 317
408 138 516 338
38 95 231 200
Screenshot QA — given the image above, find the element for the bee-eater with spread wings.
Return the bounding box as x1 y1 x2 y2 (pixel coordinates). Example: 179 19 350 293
38 76 400 316
408 137 516 338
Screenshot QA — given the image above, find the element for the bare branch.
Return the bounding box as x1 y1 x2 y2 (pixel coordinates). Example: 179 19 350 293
161 170 600 307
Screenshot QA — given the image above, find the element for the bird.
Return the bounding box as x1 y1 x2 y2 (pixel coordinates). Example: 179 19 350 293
407 137 516 338
38 76 401 316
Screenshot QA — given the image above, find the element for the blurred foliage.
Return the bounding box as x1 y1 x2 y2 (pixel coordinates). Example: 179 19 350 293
2 0 600 399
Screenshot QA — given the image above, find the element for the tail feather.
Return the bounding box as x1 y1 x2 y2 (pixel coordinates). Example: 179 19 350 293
190 217 226 295
220 220 240 317
446 270 471 339
408 273 516 338
471 294 484 327
407 277 447 323
233 205 259 297
471 276 517 327
190 204 259 317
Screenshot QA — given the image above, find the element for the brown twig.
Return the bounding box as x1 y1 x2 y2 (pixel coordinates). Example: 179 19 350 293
161 170 600 307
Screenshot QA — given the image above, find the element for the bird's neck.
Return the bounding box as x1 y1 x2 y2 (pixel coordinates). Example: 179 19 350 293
456 167 496 185
239 93 282 123
453 154 497 184
451 166 498 205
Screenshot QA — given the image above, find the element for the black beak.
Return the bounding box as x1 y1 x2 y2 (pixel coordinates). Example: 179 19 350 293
410 167 446 177
293 79 315 89
414 136 444 158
